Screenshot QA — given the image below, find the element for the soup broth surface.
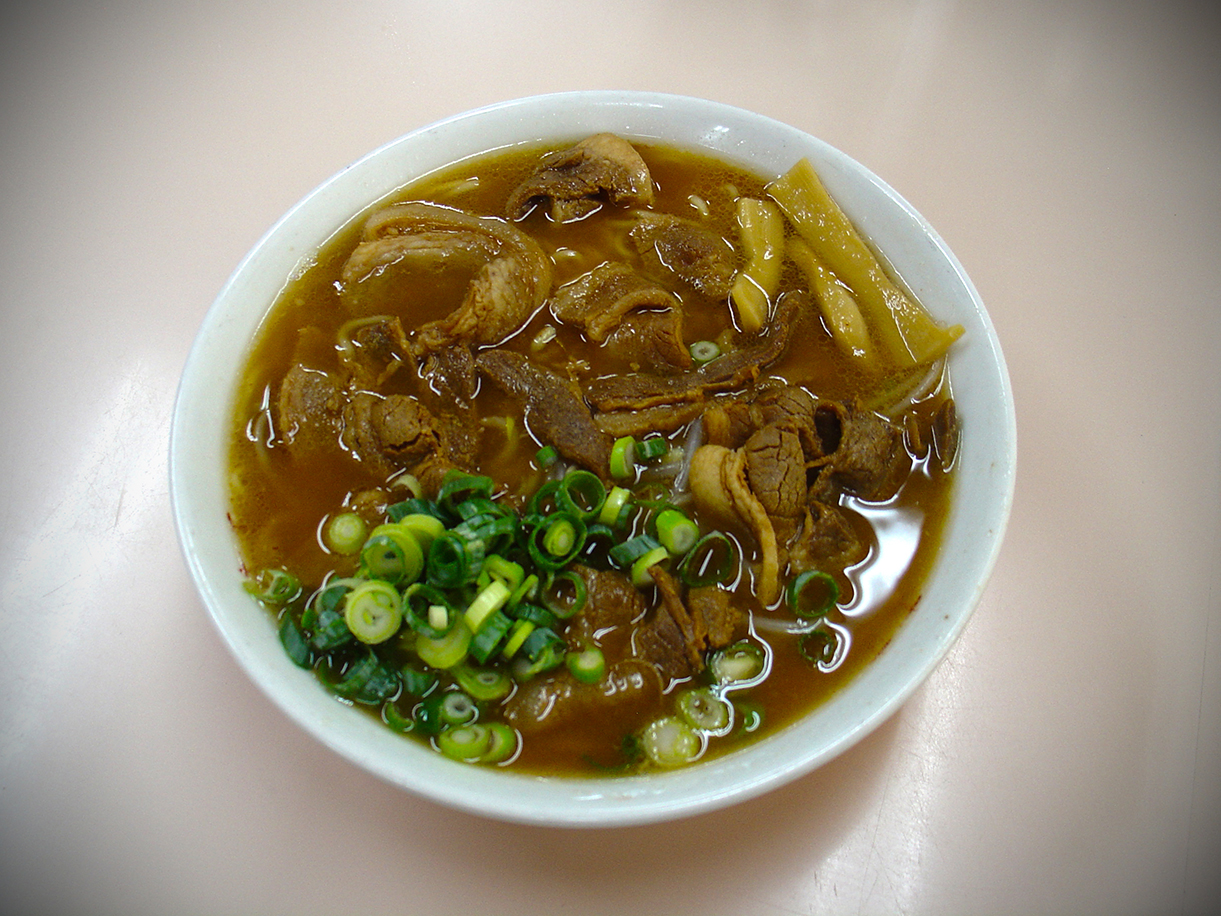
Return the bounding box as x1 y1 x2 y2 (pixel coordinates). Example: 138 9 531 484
229 139 957 775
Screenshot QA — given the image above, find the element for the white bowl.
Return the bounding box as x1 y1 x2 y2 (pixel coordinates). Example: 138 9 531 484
170 91 1015 827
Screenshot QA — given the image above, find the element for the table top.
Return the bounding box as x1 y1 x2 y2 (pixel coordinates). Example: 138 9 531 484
3 2 1218 913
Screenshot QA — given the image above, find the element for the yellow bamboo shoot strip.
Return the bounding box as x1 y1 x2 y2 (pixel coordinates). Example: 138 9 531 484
787 237 873 364
729 197 785 333
766 158 963 367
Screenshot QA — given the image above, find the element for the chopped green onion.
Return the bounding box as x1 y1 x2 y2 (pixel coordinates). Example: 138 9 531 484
386 497 444 523
609 436 636 479
512 627 566 679
598 485 632 526
415 620 472 669
630 545 672 587
640 715 702 767
278 615 311 668
427 530 484 588
382 700 415 734
655 508 699 556
535 445 559 468
508 572 539 608
676 687 731 732
438 691 477 726
360 525 424 585
608 533 663 569
540 570 587 619
511 602 560 629
689 340 721 364
402 583 455 638
245 568 302 605
437 470 495 515
635 435 668 462
526 512 586 570
527 480 561 517
500 619 535 659
453 663 513 701
709 641 766 685
480 554 524 592
557 469 606 520
329 651 400 704
395 513 445 552
677 532 739 586
437 723 493 762
400 664 439 697
480 722 518 763
787 570 840 619
566 644 606 684
323 511 367 556
467 608 514 663
798 626 843 668
464 579 512 633
342 580 403 644
413 691 448 734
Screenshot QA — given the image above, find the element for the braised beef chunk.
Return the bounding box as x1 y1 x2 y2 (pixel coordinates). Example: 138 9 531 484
688 586 743 649
475 350 612 477
703 398 756 449
340 392 447 478
412 345 481 468
633 567 746 682
932 397 960 471
551 261 679 342
506 133 655 222
787 502 867 572
812 401 905 499
630 212 736 299
604 309 691 372
503 659 662 735
585 290 804 411
566 565 647 655
343 316 409 389
276 364 343 450
743 424 807 519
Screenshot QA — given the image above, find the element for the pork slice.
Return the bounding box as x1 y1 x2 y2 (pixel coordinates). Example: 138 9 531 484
475 350 612 477
505 133 655 222
630 211 736 299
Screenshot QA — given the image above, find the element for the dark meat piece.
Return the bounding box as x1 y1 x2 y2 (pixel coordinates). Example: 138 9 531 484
932 397 960 471
784 502 868 573
702 398 756 449
565 565 648 659
503 659 662 735
743 424 806 519
594 399 705 439
811 401 905 499
505 133 655 222
342 316 409 389
475 350 612 477
340 392 447 479
276 364 343 450
341 202 553 351
604 309 692 373
584 290 804 411
630 212 736 299
551 261 678 342
635 567 747 681
411 344 480 468
688 585 743 650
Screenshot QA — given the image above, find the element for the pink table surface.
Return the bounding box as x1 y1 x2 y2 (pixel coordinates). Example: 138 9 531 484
2 2 1218 914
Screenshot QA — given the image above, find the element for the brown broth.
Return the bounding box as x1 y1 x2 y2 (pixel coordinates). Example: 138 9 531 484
227 140 954 775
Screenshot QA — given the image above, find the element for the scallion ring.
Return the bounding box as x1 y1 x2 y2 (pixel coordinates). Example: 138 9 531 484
342 580 404 644
677 532 739 586
787 570 840 619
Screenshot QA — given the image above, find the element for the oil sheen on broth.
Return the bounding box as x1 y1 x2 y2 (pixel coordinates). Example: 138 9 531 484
228 137 960 775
